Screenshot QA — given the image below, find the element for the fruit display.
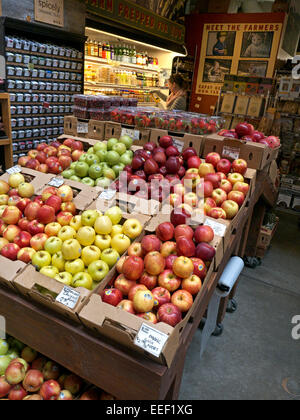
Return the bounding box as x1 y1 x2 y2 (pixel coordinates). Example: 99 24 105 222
219 123 281 149
0 336 116 400
62 135 134 188
17 138 86 175
98 220 216 327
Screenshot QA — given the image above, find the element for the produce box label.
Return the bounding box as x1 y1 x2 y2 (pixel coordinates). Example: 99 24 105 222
77 121 89 134
99 189 117 201
48 177 64 188
222 146 240 161
173 139 184 153
134 323 169 358
204 219 227 237
6 165 22 175
121 128 140 141
56 286 80 309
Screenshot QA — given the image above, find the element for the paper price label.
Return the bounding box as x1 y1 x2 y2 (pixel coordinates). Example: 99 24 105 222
99 189 116 200
134 323 169 358
77 121 89 134
121 128 140 141
204 219 227 237
6 165 22 175
56 286 80 309
48 178 64 188
222 146 240 161
173 139 184 153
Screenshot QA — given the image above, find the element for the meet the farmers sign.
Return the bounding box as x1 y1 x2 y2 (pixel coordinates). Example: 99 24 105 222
35 0 64 27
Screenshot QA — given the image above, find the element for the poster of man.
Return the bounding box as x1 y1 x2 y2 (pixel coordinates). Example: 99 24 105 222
206 31 236 56
241 32 274 58
203 59 232 83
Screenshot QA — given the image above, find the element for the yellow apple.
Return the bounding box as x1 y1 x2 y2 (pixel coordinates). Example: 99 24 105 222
40 265 59 279
76 226 96 247
70 215 82 231
122 219 143 240
81 210 99 227
111 234 131 255
45 223 62 237
55 272 73 286
111 225 123 237
105 206 123 225
18 182 34 198
61 239 82 261
81 246 101 266
94 235 111 251
8 173 25 188
94 216 112 235
58 226 77 242
52 252 66 272
72 272 93 290
65 259 85 276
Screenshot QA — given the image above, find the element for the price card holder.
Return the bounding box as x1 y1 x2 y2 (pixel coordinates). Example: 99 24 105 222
134 323 169 358
6 165 22 175
48 178 64 188
99 189 116 200
56 286 80 310
222 146 240 161
77 121 89 134
121 127 140 141
173 139 184 153
204 219 227 237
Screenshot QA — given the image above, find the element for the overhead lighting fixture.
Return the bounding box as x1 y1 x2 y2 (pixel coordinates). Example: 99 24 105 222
86 27 186 57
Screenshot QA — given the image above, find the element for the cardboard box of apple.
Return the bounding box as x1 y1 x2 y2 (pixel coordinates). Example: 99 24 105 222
168 152 251 221
18 138 87 175
62 135 134 189
0 173 142 292
0 336 116 400
84 220 216 330
219 123 281 149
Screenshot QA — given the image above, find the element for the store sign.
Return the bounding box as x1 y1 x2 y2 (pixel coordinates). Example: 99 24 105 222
34 0 64 28
85 0 185 44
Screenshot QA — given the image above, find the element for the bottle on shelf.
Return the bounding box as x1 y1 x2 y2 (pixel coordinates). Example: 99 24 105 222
98 41 102 58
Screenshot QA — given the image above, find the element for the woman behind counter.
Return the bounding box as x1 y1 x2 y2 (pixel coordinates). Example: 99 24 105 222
155 74 188 111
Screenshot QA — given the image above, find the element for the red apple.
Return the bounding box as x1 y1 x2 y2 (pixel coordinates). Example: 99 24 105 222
171 207 191 227
153 151 167 166
155 222 174 241
159 136 173 149
8 385 27 400
0 375 12 398
157 303 182 327
14 231 32 248
41 187 57 203
1 243 20 260
171 290 193 312
101 288 123 307
204 173 221 189
24 202 41 221
158 270 181 292
203 181 213 198
137 312 157 324
174 224 194 241
216 159 231 175
122 256 144 281
208 207 227 220
176 236 196 258
233 182 249 195
39 380 61 401
141 235 162 254
114 274 137 296
152 287 171 308
212 189 227 206
58 155 72 170
166 157 181 174
128 284 148 302
26 158 39 171
220 179 233 194
195 243 216 262
235 122 254 138
36 152 47 164
166 145 180 157
144 252 166 276
182 274 202 295
30 233 48 251
16 198 31 213
144 159 159 176
191 257 207 279
228 190 245 206
127 243 143 258
117 300 135 314
204 197 217 215
188 156 201 169
36 205 56 225
17 247 36 263
194 226 214 244
2 206 22 225
18 218 30 232
22 370 44 393
205 152 221 168
221 200 239 219
3 225 21 242
232 159 248 175
28 220 45 236
140 272 158 290
198 163 215 178
165 254 177 270
182 147 197 161
160 241 177 258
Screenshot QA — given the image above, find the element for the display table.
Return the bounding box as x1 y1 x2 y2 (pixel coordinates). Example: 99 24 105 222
0 170 277 400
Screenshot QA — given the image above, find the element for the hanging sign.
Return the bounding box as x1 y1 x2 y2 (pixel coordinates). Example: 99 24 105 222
34 0 64 28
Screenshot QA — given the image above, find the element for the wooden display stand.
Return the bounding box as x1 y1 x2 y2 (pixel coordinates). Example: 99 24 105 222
0 93 13 169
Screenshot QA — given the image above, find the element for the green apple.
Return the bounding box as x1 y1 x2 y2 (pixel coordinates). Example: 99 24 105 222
0 339 8 356
55 272 73 286
101 248 120 268
96 150 108 162
95 177 112 189
75 162 89 178
9 338 25 352
65 259 85 276
85 154 100 167
105 151 120 166
99 162 109 171
32 251 52 270
82 177 95 187
52 251 66 272
112 163 125 177
105 206 123 225
94 142 107 153
89 164 103 180
88 260 109 282
81 210 98 227
58 226 77 242
76 226 96 247
70 175 81 182
0 355 11 375
62 169 75 179
44 237 63 255
7 350 19 360
72 272 93 290
107 138 119 151
87 147 95 154
81 246 101 266
40 265 59 279
119 135 133 149
61 239 82 261
94 234 111 251
111 234 131 255
79 153 88 162
112 143 127 156
120 153 133 166
70 162 77 170
70 215 82 231
103 168 116 181
94 216 113 235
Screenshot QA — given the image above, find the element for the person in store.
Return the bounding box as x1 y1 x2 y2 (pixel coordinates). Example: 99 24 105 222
154 74 187 111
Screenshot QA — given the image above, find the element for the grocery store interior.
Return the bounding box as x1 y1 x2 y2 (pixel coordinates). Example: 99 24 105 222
0 0 299 402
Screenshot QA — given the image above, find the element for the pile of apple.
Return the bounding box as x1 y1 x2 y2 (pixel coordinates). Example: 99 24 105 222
62 135 134 189
219 122 281 149
0 336 116 400
169 152 250 221
99 221 217 327
18 138 86 175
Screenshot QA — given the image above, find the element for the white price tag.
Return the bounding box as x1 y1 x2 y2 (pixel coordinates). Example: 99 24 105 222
222 146 240 161
56 286 80 309
99 189 116 200
134 323 169 358
6 165 22 175
173 139 184 153
77 121 89 134
121 128 140 141
48 178 64 188
204 219 227 237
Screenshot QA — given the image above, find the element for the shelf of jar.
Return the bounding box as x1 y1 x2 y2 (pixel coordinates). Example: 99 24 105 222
85 56 160 74
6 48 83 62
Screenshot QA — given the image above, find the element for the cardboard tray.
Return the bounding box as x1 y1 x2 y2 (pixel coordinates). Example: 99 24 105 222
0 256 26 292
203 134 280 171
0 168 53 195
64 116 105 141
77 219 216 367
